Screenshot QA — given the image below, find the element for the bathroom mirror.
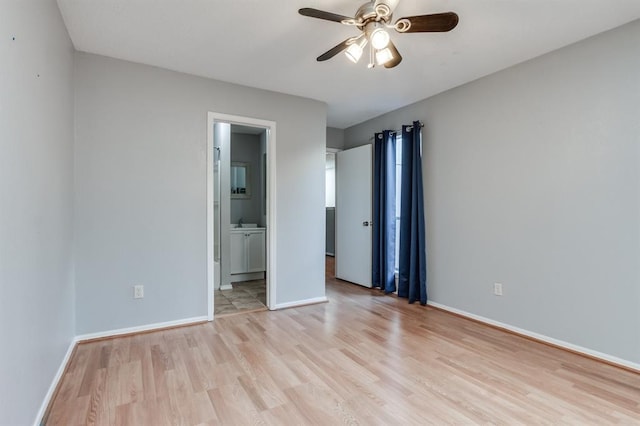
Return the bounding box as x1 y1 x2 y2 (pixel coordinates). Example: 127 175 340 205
231 162 250 199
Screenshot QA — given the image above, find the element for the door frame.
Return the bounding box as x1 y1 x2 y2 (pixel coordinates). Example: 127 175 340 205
207 112 277 321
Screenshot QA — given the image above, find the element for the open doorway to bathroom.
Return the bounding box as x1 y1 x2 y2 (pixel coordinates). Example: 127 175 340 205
207 113 276 320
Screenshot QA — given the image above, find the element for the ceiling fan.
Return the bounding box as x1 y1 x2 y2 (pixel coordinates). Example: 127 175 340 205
298 0 459 69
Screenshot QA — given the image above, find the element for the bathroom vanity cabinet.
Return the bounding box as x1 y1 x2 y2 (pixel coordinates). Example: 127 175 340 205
230 228 266 275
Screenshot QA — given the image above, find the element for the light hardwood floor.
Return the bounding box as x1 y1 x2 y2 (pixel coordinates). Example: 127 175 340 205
46 261 640 425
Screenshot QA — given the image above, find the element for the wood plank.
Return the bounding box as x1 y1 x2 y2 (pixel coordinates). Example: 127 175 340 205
45 265 640 424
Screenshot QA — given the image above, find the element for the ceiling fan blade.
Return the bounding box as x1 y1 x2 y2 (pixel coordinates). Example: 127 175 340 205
384 41 402 68
317 38 352 61
395 12 459 33
299 8 353 24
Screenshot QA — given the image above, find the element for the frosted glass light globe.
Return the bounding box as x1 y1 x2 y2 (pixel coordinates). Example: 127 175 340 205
370 28 390 50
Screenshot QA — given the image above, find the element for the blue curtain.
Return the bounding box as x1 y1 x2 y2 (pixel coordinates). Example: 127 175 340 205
398 121 427 304
372 130 396 293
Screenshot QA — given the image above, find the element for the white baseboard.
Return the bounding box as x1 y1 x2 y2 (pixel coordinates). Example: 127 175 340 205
427 301 640 372
273 296 328 310
219 284 233 291
34 339 76 426
75 316 209 342
230 272 264 283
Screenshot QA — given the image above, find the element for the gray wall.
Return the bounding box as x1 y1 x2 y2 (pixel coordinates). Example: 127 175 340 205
231 132 263 225
0 1 75 424
327 127 345 150
74 53 327 333
345 21 640 364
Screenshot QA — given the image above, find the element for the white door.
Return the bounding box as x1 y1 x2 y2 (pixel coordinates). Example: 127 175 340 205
336 144 372 287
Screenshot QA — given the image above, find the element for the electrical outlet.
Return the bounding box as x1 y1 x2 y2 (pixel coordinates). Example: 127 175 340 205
493 282 503 296
134 285 144 299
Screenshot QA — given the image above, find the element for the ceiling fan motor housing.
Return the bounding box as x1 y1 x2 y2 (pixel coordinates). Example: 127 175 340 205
373 0 400 19
355 2 391 25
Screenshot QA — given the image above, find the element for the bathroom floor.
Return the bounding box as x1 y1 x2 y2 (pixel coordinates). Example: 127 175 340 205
214 279 267 316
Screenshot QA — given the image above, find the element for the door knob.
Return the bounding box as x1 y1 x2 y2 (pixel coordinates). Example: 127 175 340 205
362 221 370 226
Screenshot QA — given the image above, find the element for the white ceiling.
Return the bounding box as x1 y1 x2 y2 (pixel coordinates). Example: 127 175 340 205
57 0 640 129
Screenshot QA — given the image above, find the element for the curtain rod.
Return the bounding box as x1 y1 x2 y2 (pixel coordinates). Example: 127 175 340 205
369 121 424 140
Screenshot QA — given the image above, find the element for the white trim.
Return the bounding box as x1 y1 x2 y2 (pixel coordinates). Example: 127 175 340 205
273 296 328 310
230 272 264 283
207 112 277 320
206 113 215 320
74 316 208 342
33 339 76 426
427 301 640 372
266 126 277 310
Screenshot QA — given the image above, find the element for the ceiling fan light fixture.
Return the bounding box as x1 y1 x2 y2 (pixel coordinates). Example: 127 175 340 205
345 36 368 63
299 3 459 70
375 47 394 66
370 27 390 49
345 44 362 63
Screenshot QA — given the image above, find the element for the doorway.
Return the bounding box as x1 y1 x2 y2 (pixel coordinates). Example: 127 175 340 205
207 112 277 321
325 149 339 257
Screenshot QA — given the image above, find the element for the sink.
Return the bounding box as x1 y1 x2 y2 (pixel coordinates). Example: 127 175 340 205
232 223 258 229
